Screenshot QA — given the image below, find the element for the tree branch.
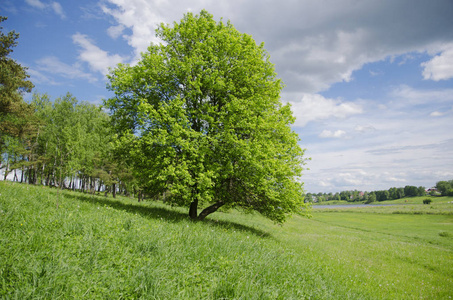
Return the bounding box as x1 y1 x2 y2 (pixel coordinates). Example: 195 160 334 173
197 200 225 221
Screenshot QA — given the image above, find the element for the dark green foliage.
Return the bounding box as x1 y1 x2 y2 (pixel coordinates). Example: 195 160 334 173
0 16 35 158
375 190 389 201
365 192 376 204
436 180 453 196
423 198 432 204
439 231 451 237
0 16 33 116
404 185 422 197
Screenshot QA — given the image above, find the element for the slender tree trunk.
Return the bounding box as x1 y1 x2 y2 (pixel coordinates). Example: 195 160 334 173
28 165 35 185
3 162 8 181
59 168 63 190
41 141 47 186
33 166 38 185
112 183 116 198
51 168 56 187
197 200 225 221
91 177 96 194
45 171 50 186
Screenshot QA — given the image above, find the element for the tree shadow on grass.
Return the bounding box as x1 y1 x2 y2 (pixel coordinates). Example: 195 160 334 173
61 192 272 238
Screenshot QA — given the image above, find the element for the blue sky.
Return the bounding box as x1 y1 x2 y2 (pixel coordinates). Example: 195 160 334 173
2 0 453 193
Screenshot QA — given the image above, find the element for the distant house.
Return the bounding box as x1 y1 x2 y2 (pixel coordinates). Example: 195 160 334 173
426 188 438 193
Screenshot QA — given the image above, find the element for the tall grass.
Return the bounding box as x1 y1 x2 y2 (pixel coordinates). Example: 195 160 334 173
1 181 452 299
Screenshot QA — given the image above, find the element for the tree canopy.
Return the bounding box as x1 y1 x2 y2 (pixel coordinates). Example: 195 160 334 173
106 10 307 222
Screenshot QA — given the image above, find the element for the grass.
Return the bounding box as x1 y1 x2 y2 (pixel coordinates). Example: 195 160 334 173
1 181 452 299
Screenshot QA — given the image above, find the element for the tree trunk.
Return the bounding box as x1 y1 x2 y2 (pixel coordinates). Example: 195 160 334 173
189 199 198 219
45 172 49 186
90 177 95 194
197 200 225 221
112 183 116 198
3 162 8 181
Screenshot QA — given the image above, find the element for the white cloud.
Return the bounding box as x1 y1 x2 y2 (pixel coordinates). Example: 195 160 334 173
319 130 346 139
107 24 125 39
430 111 445 117
369 70 383 76
101 1 169 60
390 85 453 107
422 44 453 81
36 56 97 82
25 0 66 19
50 2 65 19
72 33 127 75
27 68 59 85
288 93 362 127
354 125 376 133
25 0 46 9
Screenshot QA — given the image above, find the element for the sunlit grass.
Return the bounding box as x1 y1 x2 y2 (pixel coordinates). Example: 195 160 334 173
1 181 452 299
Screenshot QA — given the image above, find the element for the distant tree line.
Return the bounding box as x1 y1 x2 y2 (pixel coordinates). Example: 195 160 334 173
306 180 453 203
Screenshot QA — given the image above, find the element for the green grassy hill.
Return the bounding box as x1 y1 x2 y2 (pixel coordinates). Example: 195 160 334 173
1 181 452 299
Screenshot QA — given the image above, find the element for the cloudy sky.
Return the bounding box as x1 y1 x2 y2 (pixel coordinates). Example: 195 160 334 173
2 0 453 193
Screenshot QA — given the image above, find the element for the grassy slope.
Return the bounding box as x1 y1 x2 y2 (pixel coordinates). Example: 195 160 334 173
1 181 452 299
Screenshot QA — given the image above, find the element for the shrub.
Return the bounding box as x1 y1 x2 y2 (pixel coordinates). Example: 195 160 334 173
439 231 451 237
423 199 432 204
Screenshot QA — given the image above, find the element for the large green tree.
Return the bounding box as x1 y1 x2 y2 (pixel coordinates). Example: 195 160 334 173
106 10 307 222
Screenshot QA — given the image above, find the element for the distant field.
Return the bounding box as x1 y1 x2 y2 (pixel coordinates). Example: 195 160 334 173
313 195 453 205
1 181 452 299
313 196 453 215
